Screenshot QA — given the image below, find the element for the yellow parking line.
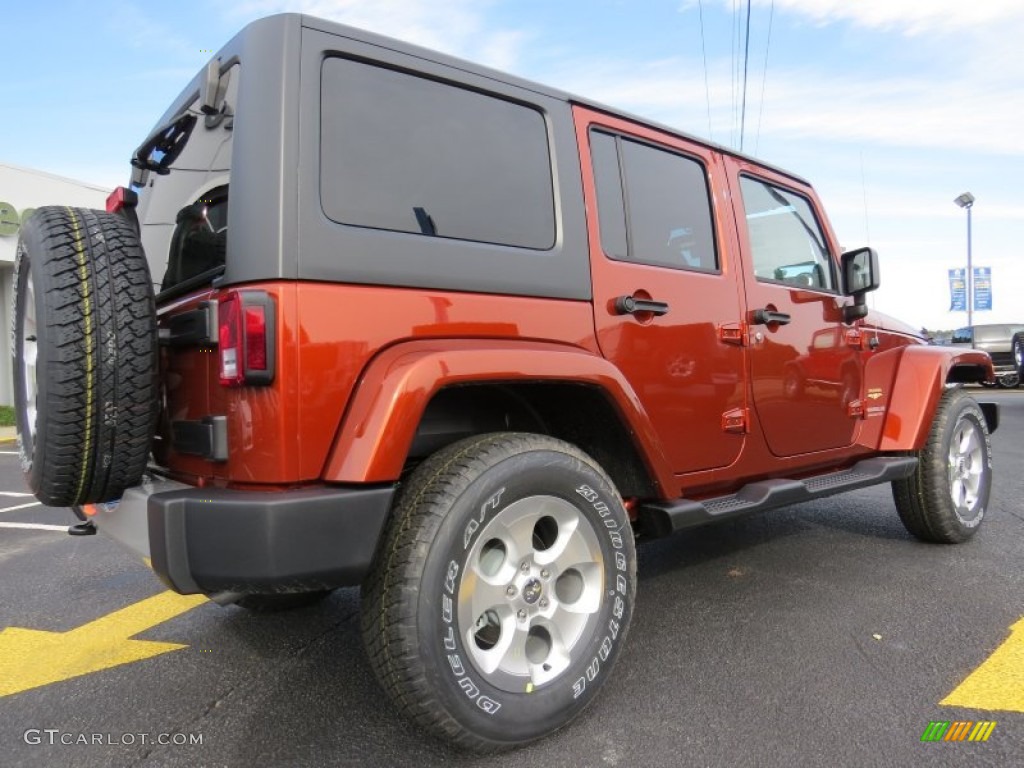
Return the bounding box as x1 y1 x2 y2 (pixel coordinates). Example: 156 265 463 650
942 617 1024 713
0 591 207 697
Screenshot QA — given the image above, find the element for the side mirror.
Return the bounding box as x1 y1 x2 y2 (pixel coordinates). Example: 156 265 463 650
841 247 880 322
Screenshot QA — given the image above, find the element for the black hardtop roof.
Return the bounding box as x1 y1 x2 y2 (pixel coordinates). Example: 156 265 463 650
294 13 808 186
150 13 807 188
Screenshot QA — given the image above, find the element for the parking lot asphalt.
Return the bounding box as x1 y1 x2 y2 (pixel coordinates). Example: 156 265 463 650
1 390 1022 767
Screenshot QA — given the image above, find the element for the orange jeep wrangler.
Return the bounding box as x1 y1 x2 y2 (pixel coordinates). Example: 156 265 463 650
12 13 998 752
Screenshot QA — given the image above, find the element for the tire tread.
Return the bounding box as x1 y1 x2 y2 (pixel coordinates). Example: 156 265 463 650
891 387 990 544
361 432 627 753
14 206 158 506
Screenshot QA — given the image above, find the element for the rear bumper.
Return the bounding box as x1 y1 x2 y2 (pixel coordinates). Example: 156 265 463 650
90 476 394 595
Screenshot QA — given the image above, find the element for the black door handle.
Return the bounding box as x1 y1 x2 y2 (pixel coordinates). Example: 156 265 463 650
614 296 670 316
751 308 792 326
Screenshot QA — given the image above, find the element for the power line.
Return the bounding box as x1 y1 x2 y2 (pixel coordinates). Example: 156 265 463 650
739 0 752 151
730 0 739 148
754 0 775 155
698 0 713 141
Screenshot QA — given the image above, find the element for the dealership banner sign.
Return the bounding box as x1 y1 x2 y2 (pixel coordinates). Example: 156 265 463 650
973 266 992 311
948 267 993 313
948 268 967 312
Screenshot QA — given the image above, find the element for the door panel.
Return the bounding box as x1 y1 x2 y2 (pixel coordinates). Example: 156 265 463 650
727 162 861 457
574 107 748 474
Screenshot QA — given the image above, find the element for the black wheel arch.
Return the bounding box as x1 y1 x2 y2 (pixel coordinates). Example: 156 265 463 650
408 382 657 500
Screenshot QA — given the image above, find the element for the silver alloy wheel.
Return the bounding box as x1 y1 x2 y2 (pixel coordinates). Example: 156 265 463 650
948 418 985 521
20 265 38 448
458 495 604 693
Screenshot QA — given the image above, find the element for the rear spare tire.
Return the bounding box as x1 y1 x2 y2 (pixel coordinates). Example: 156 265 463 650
13 207 158 506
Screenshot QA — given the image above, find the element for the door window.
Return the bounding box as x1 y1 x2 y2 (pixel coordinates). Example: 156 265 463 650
591 130 718 272
740 176 835 291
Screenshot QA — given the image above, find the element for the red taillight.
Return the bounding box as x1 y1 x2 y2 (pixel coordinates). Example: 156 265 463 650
105 186 138 214
218 293 244 386
245 306 267 371
218 291 275 387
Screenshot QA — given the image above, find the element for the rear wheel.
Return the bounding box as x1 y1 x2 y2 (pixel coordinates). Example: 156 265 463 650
361 433 636 752
13 207 158 506
892 388 992 543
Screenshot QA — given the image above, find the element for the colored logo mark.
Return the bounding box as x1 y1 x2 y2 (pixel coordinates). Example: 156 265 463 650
921 721 996 742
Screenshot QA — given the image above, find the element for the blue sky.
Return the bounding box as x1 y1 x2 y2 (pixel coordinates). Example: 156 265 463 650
2 0 1022 330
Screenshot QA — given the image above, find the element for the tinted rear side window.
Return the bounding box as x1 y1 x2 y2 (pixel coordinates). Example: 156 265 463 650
590 131 628 259
590 130 718 272
320 57 555 250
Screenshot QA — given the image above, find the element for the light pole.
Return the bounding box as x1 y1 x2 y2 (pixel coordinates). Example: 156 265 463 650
954 192 975 327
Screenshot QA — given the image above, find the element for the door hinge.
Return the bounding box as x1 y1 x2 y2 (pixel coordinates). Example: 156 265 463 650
722 407 749 434
718 323 747 346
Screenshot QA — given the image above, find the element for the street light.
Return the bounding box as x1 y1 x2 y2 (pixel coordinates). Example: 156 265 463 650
954 192 975 327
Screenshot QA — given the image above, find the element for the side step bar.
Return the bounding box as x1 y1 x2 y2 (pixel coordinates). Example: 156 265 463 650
640 456 919 537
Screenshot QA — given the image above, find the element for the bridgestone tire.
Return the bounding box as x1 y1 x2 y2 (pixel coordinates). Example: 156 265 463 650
12 207 158 506
235 591 333 613
361 433 636 752
891 388 992 544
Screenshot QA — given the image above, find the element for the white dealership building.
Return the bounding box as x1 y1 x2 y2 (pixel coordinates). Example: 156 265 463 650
0 163 108 406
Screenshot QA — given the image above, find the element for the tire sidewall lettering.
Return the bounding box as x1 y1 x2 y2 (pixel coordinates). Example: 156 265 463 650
421 449 635 742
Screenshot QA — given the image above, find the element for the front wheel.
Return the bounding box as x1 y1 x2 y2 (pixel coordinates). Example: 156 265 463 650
361 433 636 752
892 388 992 543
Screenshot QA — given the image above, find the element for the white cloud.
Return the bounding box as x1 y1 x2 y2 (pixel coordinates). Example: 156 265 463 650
546 55 1024 157
747 0 1024 36
229 0 529 70
758 75 1024 157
